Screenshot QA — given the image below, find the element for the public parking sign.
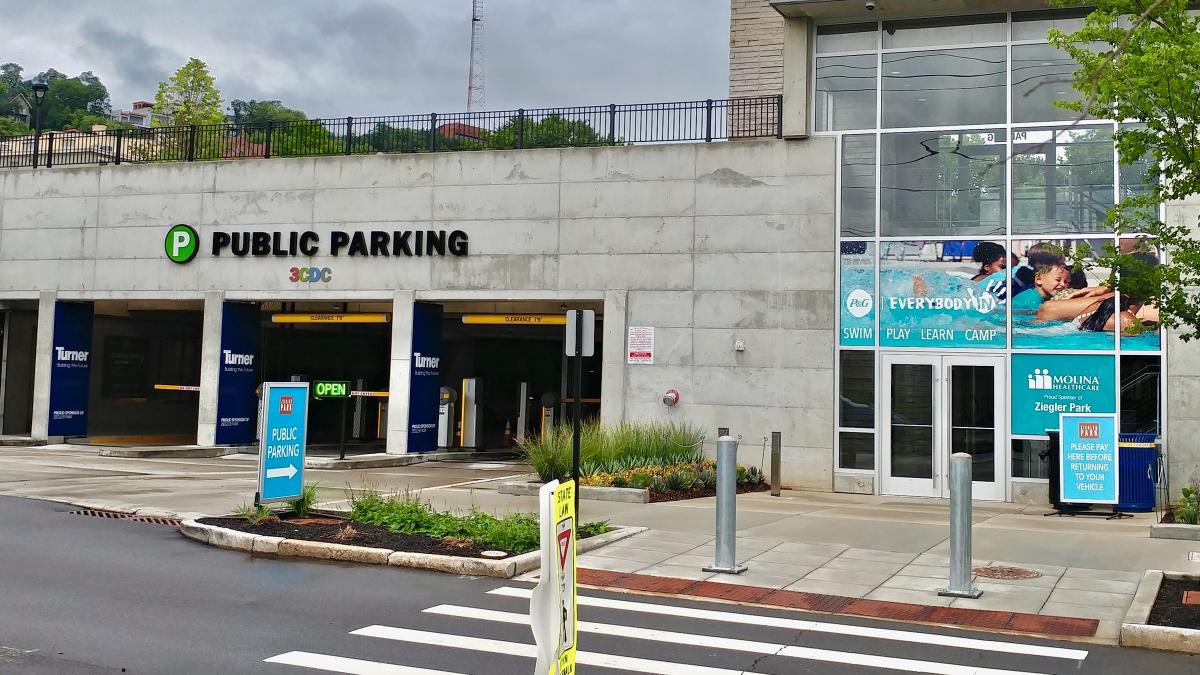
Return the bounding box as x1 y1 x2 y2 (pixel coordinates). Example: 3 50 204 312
258 382 309 503
1059 413 1119 505
530 480 577 675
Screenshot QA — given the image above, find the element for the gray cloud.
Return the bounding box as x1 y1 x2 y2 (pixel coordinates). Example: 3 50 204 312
1 0 729 118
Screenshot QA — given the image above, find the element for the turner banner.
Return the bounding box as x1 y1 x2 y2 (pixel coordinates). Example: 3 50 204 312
408 302 443 453
48 301 94 437
215 302 260 445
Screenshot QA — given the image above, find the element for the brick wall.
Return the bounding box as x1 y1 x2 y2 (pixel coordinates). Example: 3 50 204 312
729 0 785 99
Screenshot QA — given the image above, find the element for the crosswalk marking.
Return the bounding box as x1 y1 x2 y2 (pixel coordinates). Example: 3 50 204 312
489 585 1088 661
264 652 464 675
350 624 742 675
422 605 1050 675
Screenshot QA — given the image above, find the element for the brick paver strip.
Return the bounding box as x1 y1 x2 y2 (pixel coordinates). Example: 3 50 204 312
580 568 1099 638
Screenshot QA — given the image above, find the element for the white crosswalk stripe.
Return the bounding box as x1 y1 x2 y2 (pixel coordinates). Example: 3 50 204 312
263 584 1091 675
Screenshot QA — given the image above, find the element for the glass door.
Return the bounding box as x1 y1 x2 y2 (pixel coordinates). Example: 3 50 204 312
880 354 1006 501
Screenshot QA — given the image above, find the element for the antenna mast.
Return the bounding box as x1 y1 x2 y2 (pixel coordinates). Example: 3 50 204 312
467 0 485 111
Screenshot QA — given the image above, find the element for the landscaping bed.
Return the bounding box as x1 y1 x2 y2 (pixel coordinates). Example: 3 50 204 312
198 516 492 558
650 481 770 503
1148 576 1200 630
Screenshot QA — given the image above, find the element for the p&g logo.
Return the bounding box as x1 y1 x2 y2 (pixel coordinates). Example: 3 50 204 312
845 289 873 319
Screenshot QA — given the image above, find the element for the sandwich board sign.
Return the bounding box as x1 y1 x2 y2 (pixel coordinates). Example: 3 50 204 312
257 381 309 503
530 479 577 675
1059 413 1119 505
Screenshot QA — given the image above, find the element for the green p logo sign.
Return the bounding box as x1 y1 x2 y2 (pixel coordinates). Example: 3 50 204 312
165 224 198 264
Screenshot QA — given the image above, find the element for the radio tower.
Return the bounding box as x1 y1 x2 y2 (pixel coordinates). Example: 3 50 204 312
467 0 485 111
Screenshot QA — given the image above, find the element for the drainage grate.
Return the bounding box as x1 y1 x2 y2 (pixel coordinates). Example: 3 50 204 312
68 509 181 527
973 565 1042 580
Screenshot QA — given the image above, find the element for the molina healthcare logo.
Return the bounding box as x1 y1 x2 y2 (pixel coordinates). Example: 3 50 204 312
165 224 199 264
1026 368 1101 392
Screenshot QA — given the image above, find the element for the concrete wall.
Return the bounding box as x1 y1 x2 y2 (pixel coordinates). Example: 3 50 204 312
0 139 838 487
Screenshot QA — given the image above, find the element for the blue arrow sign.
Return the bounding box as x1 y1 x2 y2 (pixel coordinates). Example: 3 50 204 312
258 382 309 503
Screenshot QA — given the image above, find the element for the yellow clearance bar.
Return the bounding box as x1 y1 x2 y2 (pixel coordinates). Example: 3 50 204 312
461 314 566 326
271 313 391 324
154 384 201 392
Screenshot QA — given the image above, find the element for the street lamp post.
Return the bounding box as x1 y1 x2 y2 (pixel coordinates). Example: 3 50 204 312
31 80 48 168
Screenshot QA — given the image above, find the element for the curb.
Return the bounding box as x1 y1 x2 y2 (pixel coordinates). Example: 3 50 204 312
306 451 522 470
499 481 650 504
178 519 646 578
98 446 249 459
575 568 1105 641
23 494 207 522
1119 570 1200 653
1149 524 1200 541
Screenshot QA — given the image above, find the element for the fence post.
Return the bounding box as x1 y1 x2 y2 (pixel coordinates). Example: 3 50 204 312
705 98 714 143
428 113 438 152
607 104 616 146
31 130 40 169
345 116 354 155
186 125 197 161
770 432 782 497
703 436 747 574
939 453 982 598
114 128 123 165
264 121 273 159
775 94 784 138
517 108 525 149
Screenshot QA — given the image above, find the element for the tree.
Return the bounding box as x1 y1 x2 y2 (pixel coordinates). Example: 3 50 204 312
228 99 306 126
1052 0 1200 339
40 73 110 130
487 114 605 149
0 117 29 137
153 58 224 126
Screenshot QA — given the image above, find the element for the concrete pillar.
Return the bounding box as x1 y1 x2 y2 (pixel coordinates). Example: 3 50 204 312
196 291 224 446
782 16 812 139
385 290 415 455
29 291 56 441
599 290 627 427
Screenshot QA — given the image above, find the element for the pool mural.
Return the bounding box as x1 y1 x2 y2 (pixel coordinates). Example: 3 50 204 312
839 242 874 347
835 239 1162 351
877 241 1007 349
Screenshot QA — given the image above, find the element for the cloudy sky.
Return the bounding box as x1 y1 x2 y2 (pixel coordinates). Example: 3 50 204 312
2 0 730 117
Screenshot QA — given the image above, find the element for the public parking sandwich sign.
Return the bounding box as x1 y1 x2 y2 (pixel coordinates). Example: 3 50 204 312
258 381 309 503
165 224 199 264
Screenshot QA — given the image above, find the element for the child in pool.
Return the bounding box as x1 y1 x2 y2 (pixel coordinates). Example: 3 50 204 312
970 242 1008 282
1078 296 1160 333
1011 263 1071 312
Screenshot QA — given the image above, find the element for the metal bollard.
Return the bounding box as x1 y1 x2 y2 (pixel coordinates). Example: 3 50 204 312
939 452 982 598
770 432 782 497
703 435 747 574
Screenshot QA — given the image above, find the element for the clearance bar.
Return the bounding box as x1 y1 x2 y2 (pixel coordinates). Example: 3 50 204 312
350 390 389 398
461 314 566 325
271 313 390 324
154 384 201 392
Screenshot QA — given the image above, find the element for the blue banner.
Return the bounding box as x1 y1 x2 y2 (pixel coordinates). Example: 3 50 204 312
258 382 308 502
48 301 93 437
878 241 1007 349
408 302 443 453
1011 353 1115 436
215 302 260 445
1059 413 1118 504
839 242 874 347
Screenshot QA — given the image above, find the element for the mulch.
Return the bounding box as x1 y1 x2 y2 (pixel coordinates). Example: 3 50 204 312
649 481 770 503
198 516 494 559
1148 576 1200 629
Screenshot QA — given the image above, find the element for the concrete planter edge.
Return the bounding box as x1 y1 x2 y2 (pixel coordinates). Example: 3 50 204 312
1119 570 1200 653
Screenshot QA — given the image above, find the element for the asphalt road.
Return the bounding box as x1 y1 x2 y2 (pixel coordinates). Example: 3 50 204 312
0 494 1196 674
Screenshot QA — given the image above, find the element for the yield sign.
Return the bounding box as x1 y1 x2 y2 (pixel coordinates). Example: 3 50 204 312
557 528 572 569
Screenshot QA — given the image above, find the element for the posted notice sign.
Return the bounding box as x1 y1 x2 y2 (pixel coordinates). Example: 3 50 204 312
627 326 654 364
258 382 309 503
530 480 577 675
1059 413 1118 505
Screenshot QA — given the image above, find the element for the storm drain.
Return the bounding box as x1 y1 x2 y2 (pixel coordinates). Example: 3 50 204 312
972 565 1042 580
68 509 180 527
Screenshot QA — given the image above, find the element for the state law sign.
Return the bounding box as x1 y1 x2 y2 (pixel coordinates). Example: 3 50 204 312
258 382 310 503
530 480 577 675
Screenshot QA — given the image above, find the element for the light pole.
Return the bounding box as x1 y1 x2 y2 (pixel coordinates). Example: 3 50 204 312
31 80 48 168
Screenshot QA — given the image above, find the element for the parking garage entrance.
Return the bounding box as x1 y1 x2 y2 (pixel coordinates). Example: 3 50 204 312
1 302 38 437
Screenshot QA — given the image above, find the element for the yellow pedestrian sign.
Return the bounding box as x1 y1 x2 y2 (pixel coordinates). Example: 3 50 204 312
530 479 577 675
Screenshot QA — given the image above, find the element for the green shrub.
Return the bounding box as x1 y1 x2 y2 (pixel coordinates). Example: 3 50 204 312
288 482 321 517
519 421 703 482
579 520 610 538
1177 486 1200 525
234 502 275 526
697 468 717 489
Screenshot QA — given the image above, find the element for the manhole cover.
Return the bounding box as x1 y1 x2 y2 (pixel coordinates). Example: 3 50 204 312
973 565 1042 580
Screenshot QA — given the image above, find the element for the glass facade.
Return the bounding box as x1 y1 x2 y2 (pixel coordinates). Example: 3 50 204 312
823 10 1163 486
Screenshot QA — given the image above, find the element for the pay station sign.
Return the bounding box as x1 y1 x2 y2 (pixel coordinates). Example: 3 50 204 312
530 480 577 675
258 382 309 503
1059 413 1119 505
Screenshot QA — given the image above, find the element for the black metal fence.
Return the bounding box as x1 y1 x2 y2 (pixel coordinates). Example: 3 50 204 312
0 96 782 169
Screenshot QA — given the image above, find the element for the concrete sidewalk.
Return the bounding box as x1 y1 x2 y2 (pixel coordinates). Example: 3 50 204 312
3 444 1197 641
